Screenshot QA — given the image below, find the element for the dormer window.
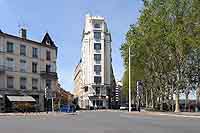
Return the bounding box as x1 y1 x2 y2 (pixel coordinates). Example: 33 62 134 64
42 33 55 47
46 40 50 45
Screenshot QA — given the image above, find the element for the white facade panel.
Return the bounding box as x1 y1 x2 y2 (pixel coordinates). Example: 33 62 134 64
74 14 114 109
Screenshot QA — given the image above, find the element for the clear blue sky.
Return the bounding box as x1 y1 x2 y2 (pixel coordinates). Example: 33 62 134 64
0 0 143 92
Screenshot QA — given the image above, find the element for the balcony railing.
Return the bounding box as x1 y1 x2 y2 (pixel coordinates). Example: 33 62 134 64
0 65 5 73
0 65 17 73
40 71 58 79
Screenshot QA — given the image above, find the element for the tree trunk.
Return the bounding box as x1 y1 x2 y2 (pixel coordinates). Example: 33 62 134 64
167 92 171 111
196 94 199 112
175 93 180 112
160 95 163 111
185 93 189 112
132 94 136 105
151 88 155 109
171 95 174 112
175 71 180 112
146 89 148 108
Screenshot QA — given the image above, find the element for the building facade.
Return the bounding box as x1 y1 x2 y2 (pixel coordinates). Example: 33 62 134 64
74 14 115 109
55 82 74 105
110 80 121 109
0 28 58 112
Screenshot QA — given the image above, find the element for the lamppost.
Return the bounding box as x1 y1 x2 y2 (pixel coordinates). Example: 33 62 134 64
106 95 109 109
128 46 131 112
51 93 54 112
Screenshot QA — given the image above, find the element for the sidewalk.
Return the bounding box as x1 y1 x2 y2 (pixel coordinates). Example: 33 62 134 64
0 112 77 117
129 111 200 118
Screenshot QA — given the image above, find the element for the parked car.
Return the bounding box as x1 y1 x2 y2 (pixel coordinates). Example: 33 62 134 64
60 104 76 113
120 104 137 111
120 106 128 110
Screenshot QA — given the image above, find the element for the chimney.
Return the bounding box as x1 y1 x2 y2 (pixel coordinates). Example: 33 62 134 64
19 28 27 39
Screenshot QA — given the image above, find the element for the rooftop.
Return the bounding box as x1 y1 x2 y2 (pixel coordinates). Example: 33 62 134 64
0 29 57 49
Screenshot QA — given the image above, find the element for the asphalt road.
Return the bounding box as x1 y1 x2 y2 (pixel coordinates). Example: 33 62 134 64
0 111 200 133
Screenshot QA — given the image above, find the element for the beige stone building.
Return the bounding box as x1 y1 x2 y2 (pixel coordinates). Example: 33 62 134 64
73 60 82 96
0 28 58 112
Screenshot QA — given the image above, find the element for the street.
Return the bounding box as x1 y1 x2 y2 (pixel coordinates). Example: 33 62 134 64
0 111 200 133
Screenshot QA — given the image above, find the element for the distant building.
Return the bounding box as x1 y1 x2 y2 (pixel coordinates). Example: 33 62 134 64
73 14 115 109
111 80 122 109
55 82 74 106
117 81 128 106
0 28 58 112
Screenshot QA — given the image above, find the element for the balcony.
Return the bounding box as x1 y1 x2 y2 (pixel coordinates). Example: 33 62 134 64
40 71 58 80
0 65 6 74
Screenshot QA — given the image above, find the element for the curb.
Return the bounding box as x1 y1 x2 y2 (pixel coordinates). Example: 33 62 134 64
159 113 200 118
0 112 78 117
129 111 200 118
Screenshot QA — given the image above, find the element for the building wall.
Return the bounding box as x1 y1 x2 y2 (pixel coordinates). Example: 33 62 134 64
74 14 115 109
0 31 57 112
73 62 82 97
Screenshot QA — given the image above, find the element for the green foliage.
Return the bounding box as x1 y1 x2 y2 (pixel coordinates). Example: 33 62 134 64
15 103 33 112
120 0 200 111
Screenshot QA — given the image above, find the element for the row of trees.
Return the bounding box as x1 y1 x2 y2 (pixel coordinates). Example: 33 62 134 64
120 0 200 112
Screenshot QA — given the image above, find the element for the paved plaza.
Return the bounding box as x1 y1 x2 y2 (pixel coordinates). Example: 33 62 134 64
0 111 200 133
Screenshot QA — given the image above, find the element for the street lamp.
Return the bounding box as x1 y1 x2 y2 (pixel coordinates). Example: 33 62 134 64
128 46 131 112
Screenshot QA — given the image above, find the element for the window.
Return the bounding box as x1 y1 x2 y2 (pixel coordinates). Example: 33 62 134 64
46 80 51 89
20 77 26 89
20 60 26 72
94 65 101 75
7 42 14 53
94 32 101 41
96 100 100 106
32 62 37 73
94 76 101 84
7 58 14 71
46 50 51 60
32 47 38 58
99 100 103 106
94 43 101 50
32 78 38 90
20 45 26 56
85 86 88 92
94 54 101 64
93 101 95 106
7 76 14 88
95 87 100 95
46 65 51 72
46 40 50 45
94 23 101 28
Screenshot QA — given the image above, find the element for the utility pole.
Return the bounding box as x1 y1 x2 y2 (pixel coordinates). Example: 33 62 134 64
129 46 131 112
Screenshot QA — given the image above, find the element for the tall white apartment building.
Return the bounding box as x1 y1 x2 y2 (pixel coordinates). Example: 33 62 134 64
74 14 115 109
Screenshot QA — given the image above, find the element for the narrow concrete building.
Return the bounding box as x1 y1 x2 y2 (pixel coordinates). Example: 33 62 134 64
74 14 115 109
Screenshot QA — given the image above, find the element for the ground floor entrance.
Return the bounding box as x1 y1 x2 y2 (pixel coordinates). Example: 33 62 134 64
0 92 46 112
79 96 108 110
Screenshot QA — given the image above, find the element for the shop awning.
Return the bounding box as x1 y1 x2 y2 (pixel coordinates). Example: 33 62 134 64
7 96 36 102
